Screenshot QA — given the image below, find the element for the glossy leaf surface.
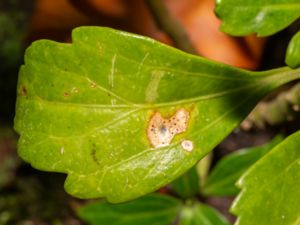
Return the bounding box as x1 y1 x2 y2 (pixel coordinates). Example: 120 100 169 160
231 131 300 225
202 135 283 196
179 203 230 225
215 0 300 36
286 31 300 69
14 26 300 202
78 194 180 225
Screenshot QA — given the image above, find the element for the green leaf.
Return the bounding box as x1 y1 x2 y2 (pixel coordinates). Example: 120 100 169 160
77 194 181 225
215 0 300 36
14 26 300 203
202 135 283 196
171 167 200 198
179 202 230 225
286 31 300 69
231 131 300 225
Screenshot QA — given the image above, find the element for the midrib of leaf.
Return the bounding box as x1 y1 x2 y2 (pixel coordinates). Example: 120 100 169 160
28 82 262 150
21 83 268 183
52 85 265 181
30 82 260 109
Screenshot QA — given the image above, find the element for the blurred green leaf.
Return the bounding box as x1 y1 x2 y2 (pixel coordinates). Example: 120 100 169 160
14 26 300 203
196 153 212 186
286 31 300 69
179 202 230 225
215 0 300 36
78 194 181 225
231 131 300 225
202 135 283 196
171 167 200 198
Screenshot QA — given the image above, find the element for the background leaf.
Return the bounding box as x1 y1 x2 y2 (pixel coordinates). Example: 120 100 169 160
215 0 300 36
231 131 300 225
171 167 200 198
202 135 283 196
77 194 181 225
179 202 230 225
14 26 300 203
286 31 300 69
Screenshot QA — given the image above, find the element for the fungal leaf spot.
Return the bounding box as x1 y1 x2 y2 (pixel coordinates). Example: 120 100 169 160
181 140 194 152
147 108 190 148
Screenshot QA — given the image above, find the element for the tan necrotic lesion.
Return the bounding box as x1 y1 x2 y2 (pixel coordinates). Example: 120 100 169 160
147 108 190 148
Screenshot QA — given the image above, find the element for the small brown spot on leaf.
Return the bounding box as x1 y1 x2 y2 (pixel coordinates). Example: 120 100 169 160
64 92 69 97
90 82 97 88
147 108 190 148
91 147 100 165
20 86 27 96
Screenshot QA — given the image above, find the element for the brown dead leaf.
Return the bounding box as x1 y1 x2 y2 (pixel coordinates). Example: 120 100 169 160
27 0 266 69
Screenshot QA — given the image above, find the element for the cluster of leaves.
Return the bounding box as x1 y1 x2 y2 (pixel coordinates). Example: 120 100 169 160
13 0 300 225
78 136 282 225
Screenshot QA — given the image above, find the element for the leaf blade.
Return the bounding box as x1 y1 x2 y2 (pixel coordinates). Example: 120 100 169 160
231 131 300 225
215 0 300 36
202 135 283 196
179 203 230 225
171 167 200 198
14 26 300 202
286 31 300 69
78 194 181 225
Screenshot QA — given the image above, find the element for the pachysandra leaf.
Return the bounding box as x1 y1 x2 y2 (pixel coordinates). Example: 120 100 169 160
171 167 200 198
179 203 230 225
215 0 300 36
78 194 181 225
202 135 283 196
231 131 300 225
286 31 300 69
14 26 300 203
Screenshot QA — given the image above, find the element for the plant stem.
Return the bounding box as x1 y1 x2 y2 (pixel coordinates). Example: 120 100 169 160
242 80 300 129
146 0 197 54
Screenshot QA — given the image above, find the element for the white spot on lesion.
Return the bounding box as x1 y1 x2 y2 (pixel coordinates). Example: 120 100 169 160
145 70 164 103
147 108 190 148
181 140 194 152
